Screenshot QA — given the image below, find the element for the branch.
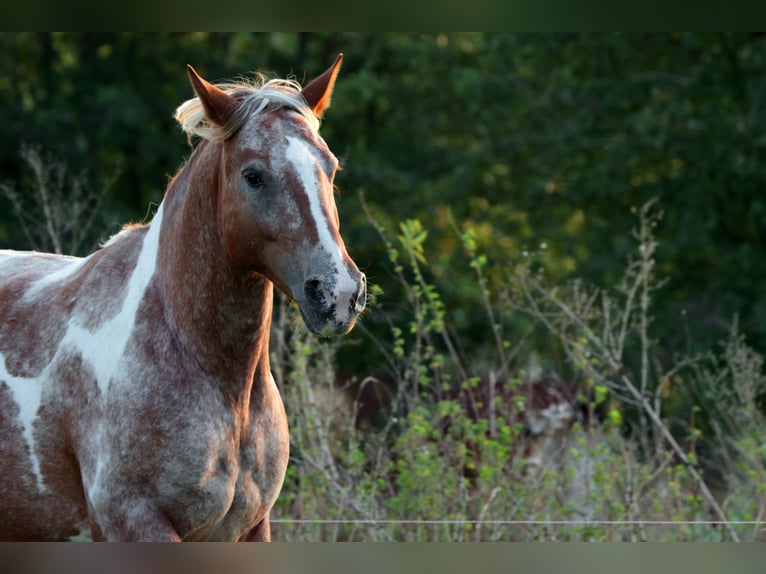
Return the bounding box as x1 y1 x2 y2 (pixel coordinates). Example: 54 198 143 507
528 276 740 541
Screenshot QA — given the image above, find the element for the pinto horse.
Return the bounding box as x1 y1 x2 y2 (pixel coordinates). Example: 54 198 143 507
0 55 365 541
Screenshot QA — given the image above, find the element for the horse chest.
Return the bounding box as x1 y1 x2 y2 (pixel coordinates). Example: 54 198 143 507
166 381 290 541
76 366 289 542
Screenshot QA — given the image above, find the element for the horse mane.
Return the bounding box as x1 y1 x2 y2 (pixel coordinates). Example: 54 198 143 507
173 73 320 144
101 222 147 248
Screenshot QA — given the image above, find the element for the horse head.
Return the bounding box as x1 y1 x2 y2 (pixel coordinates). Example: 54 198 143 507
182 55 366 336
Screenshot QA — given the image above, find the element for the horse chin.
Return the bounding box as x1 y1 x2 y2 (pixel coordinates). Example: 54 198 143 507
298 304 356 337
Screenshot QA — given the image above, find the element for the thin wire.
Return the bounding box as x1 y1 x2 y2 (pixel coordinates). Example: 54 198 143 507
272 518 765 526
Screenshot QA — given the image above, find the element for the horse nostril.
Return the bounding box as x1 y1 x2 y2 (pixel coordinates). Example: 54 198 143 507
351 275 367 313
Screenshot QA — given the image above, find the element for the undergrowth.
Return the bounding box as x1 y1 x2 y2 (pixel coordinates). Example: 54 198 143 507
270 199 766 542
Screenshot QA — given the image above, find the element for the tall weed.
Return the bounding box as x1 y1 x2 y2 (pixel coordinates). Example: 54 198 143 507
270 199 765 541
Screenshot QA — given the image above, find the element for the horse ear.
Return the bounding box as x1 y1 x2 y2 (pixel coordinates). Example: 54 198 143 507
301 54 343 119
186 65 237 127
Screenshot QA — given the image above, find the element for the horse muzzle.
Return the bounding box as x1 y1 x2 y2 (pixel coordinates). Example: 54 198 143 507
299 272 366 336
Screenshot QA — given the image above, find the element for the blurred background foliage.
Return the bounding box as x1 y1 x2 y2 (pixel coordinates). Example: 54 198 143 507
1 32 765 372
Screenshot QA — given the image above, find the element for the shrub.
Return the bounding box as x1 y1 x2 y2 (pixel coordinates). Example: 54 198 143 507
271 198 766 541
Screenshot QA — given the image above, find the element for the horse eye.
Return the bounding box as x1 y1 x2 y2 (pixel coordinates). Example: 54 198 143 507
243 170 265 189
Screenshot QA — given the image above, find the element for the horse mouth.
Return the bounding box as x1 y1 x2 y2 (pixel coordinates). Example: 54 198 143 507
298 303 359 337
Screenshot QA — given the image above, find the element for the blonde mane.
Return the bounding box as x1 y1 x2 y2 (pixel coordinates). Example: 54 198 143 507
173 74 319 143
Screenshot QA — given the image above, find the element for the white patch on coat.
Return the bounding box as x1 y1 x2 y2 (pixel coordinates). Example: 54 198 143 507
63 201 164 396
0 355 46 490
0 249 39 265
23 256 85 301
0 202 164 492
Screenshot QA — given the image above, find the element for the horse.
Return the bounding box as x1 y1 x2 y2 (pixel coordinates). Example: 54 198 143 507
0 54 366 541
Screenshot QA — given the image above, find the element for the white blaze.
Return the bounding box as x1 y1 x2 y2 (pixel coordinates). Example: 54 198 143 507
284 136 356 319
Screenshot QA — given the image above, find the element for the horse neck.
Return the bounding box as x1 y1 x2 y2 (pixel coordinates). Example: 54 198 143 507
156 141 273 391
